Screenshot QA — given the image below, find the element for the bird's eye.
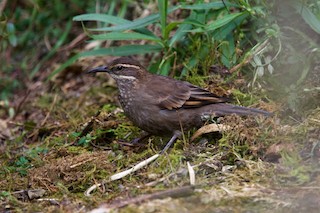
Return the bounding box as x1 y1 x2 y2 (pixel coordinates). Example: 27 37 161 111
116 66 123 70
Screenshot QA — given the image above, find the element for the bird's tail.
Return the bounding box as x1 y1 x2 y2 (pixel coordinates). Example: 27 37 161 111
203 103 271 117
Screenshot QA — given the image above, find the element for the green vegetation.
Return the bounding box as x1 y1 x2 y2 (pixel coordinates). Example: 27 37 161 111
53 1 275 77
0 0 320 212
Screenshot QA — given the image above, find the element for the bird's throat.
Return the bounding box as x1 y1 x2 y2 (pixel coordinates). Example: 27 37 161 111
110 73 137 81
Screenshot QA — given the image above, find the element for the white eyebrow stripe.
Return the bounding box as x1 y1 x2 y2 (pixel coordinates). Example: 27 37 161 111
116 64 141 69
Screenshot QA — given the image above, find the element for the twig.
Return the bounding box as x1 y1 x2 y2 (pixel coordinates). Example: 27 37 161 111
187 162 195 185
40 94 58 127
85 154 160 196
79 110 101 137
70 157 97 168
13 89 31 120
97 185 196 210
59 33 87 51
111 154 160 181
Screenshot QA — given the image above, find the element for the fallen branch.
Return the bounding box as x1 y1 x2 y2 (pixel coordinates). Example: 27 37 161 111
92 185 196 211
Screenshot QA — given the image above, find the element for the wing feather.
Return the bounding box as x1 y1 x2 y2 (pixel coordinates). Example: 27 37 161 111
143 75 228 110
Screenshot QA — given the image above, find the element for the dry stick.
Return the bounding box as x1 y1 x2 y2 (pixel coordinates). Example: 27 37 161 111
187 161 195 185
102 185 196 210
41 94 58 127
37 198 60 205
59 33 87 52
85 154 160 196
13 89 31 120
145 152 223 187
89 141 112 150
79 109 101 137
70 157 97 169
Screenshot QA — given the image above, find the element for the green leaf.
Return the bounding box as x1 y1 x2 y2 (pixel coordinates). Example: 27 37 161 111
158 57 172 76
91 14 159 31
107 0 116 16
293 2 320 34
7 23 17 47
8 34 17 47
74 13 154 36
180 1 238 10
15 156 30 168
48 45 163 80
221 34 236 68
91 6 179 31
194 9 206 25
165 22 181 33
164 22 180 41
91 32 161 42
181 56 199 77
118 0 129 18
169 23 192 47
158 0 168 39
169 11 198 47
205 12 246 31
73 13 129 25
182 19 206 27
213 12 249 40
6 22 15 33
77 136 87 146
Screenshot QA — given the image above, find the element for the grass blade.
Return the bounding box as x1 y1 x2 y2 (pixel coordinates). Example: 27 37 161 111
213 12 249 40
73 13 154 36
294 2 320 34
205 12 246 31
220 34 236 68
73 13 129 24
158 0 168 39
91 32 161 42
169 10 198 47
91 6 179 32
180 1 238 10
169 23 192 47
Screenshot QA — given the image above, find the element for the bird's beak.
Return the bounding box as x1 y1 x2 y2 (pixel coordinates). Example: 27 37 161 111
87 66 109 74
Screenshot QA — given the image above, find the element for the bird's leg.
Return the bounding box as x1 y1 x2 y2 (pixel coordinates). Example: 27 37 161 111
160 131 182 154
130 132 152 145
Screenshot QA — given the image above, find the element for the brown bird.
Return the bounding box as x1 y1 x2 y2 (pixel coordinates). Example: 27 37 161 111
88 57 270 153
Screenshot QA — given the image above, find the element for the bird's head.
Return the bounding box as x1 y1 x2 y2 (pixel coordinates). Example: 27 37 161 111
87 57 147 82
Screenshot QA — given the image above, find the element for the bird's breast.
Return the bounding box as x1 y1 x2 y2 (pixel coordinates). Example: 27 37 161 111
116 79 136 111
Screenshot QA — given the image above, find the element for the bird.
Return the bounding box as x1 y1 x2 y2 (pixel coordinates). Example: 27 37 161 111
88 57 271 153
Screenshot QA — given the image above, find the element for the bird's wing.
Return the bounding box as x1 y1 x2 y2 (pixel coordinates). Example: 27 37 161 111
144 76 228 110
182 83 228 108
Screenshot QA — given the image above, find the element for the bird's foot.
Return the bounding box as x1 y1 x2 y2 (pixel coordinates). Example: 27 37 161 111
160 131 182 154
116 132 152 147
